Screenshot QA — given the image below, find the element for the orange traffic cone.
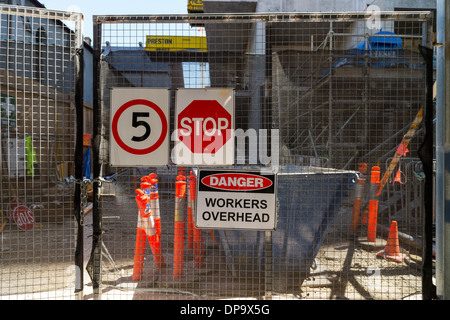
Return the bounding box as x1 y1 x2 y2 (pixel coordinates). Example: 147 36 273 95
174 174 186 279
377 221 406 263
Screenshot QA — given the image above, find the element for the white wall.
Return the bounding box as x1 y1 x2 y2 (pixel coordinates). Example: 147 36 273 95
253 0 436 12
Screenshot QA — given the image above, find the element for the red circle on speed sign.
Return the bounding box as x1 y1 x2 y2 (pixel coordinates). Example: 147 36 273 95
13 205 35 231
111 99 168 155
177 100 232 154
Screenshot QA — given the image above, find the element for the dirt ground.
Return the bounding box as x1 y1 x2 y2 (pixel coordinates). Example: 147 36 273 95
0 222 424 300
0 190 426 300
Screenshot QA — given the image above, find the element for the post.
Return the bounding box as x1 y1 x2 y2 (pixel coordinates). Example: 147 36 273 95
247 21 266 141
264 230 273 300
436 0 450 300
74 45 84 300
89 17 103 300
418 42 436 299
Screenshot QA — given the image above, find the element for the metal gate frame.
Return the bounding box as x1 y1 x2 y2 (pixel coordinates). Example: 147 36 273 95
90 11 434 300
0 4 84 299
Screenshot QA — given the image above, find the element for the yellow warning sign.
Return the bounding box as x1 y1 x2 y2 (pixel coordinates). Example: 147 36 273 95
145 36 207 53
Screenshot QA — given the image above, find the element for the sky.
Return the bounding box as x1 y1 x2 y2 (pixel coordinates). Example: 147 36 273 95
40 0 190 40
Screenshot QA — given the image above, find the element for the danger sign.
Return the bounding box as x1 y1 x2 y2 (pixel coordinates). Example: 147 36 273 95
174 88 234 166
195 170 277 230
110 88 169 166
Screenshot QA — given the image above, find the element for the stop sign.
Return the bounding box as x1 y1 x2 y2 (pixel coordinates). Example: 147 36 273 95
13 205 35 231
177 100 232 154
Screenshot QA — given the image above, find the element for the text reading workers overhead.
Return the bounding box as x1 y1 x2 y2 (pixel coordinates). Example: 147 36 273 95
196 170 277 231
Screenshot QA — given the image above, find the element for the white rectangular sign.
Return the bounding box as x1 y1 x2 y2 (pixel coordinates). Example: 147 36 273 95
174 88 234 166
110 88 170 167
195 170 277 230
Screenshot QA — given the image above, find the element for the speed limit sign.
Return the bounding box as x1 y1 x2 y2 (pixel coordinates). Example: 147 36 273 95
110 88 170 166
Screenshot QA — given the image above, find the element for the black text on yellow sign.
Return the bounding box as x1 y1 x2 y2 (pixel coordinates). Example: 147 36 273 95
145 36 207 53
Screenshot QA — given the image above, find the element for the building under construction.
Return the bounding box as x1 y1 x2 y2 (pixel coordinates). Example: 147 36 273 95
193 0 436 170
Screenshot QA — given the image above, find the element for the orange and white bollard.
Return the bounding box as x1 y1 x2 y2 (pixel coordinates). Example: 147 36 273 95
174 174 186 279
188 171 204 268
132 189 150 281
367 166 381 242
148 173 165 269
186 172 194 251
350 163 367 233
140 176 152 214
149 174 162 241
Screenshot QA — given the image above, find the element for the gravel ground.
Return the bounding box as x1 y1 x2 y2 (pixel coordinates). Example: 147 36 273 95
0 192 425 300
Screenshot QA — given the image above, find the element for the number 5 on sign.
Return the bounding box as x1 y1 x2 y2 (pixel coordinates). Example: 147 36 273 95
110 88 170 167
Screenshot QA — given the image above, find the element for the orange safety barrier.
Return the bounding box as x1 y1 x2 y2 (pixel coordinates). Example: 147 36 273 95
188 171 204 268
367 166 380 242
350 163 367 232
174 174 186 279
376 220 406 263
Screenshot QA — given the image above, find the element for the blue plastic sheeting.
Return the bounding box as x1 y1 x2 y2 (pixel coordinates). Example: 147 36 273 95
327 30 409 71
355 30 403 50
216 168 356 279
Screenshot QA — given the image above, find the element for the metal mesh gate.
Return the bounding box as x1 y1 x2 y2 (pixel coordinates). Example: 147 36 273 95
1 9 434 301
90 11 434 301
0 5 83 299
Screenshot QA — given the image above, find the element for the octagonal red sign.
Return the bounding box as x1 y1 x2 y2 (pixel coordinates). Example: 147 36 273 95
13 205 35 231
177 100 232 154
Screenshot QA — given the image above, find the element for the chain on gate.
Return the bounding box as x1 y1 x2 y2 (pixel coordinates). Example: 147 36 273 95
67 176 114 297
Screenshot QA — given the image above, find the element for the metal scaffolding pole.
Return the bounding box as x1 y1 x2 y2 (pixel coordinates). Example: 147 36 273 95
436 0 450 300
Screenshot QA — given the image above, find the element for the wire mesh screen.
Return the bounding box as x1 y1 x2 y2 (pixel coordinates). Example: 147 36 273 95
92 12 432 300
0 5 82 299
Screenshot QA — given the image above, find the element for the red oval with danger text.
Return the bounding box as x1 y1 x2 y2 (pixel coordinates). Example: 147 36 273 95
201 173 272 191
